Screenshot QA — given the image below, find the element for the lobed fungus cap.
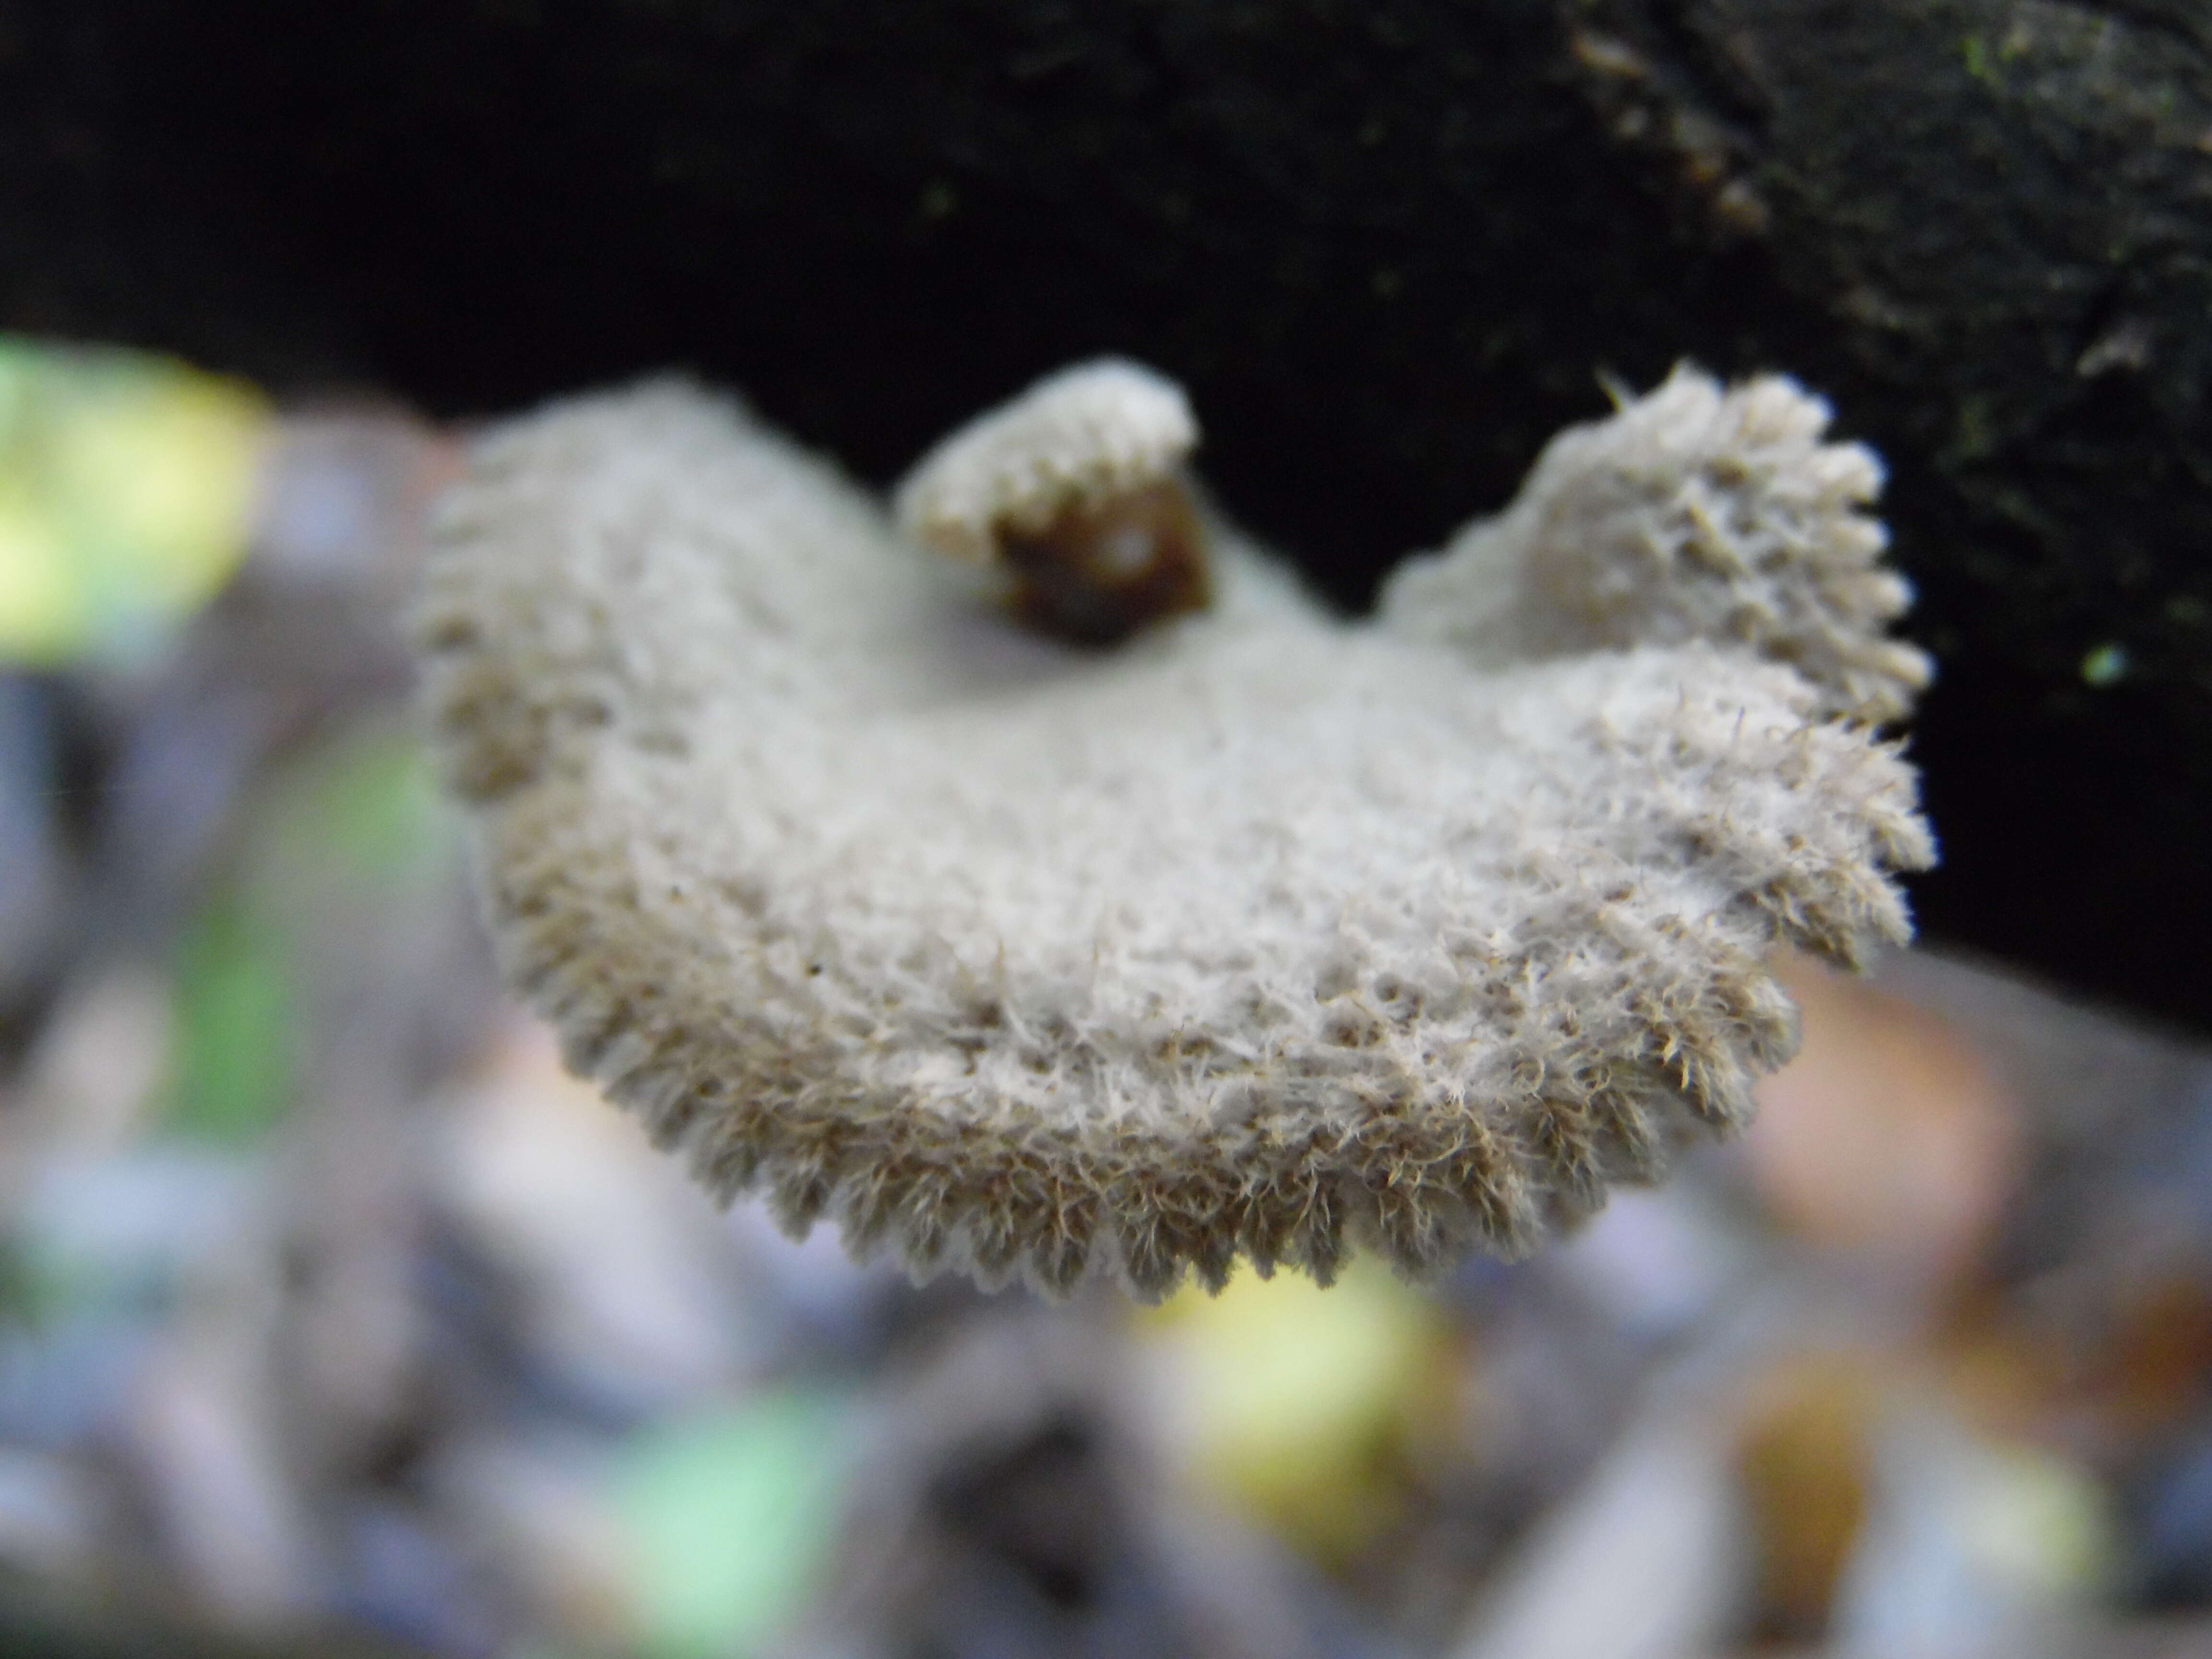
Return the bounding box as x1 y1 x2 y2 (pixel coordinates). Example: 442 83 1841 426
414 361 1931 1298
1385 364 1933 722
893 358 1198 563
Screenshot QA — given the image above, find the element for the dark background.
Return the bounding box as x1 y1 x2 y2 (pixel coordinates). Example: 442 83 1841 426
7 0 2207 1032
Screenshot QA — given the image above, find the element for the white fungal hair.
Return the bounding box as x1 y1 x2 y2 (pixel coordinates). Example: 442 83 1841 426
414 364 1930 1299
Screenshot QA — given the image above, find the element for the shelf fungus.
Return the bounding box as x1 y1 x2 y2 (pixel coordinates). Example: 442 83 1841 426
414 359 1932 1298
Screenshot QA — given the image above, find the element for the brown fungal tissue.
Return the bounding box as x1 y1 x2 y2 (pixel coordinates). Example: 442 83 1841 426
894 359 1211 644
412 357 1932 1299
997 477 1210 646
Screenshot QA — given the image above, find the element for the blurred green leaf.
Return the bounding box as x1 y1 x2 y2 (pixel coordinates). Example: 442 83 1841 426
265 728 450 895
613 1388 853 1659
153 727 452 1150
160 893 294 1146
0 1237 61 1328
0 337 268 667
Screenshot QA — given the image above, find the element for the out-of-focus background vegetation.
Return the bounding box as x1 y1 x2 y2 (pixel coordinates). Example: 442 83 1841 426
0 329 2209 1659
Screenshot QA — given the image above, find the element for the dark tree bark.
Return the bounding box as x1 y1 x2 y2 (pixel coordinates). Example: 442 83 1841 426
3 0 2206 1030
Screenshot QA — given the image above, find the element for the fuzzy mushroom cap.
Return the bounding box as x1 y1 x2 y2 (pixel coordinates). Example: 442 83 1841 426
1384 364 1932 723
414 367 1931 1298
893 358 1198 563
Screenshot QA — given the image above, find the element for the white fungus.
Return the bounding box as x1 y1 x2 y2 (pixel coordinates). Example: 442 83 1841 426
894 358 1198 560
414 361 1931 1298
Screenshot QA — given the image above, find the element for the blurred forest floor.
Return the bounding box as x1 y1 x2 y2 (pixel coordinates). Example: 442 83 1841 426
0 344 2209 1659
